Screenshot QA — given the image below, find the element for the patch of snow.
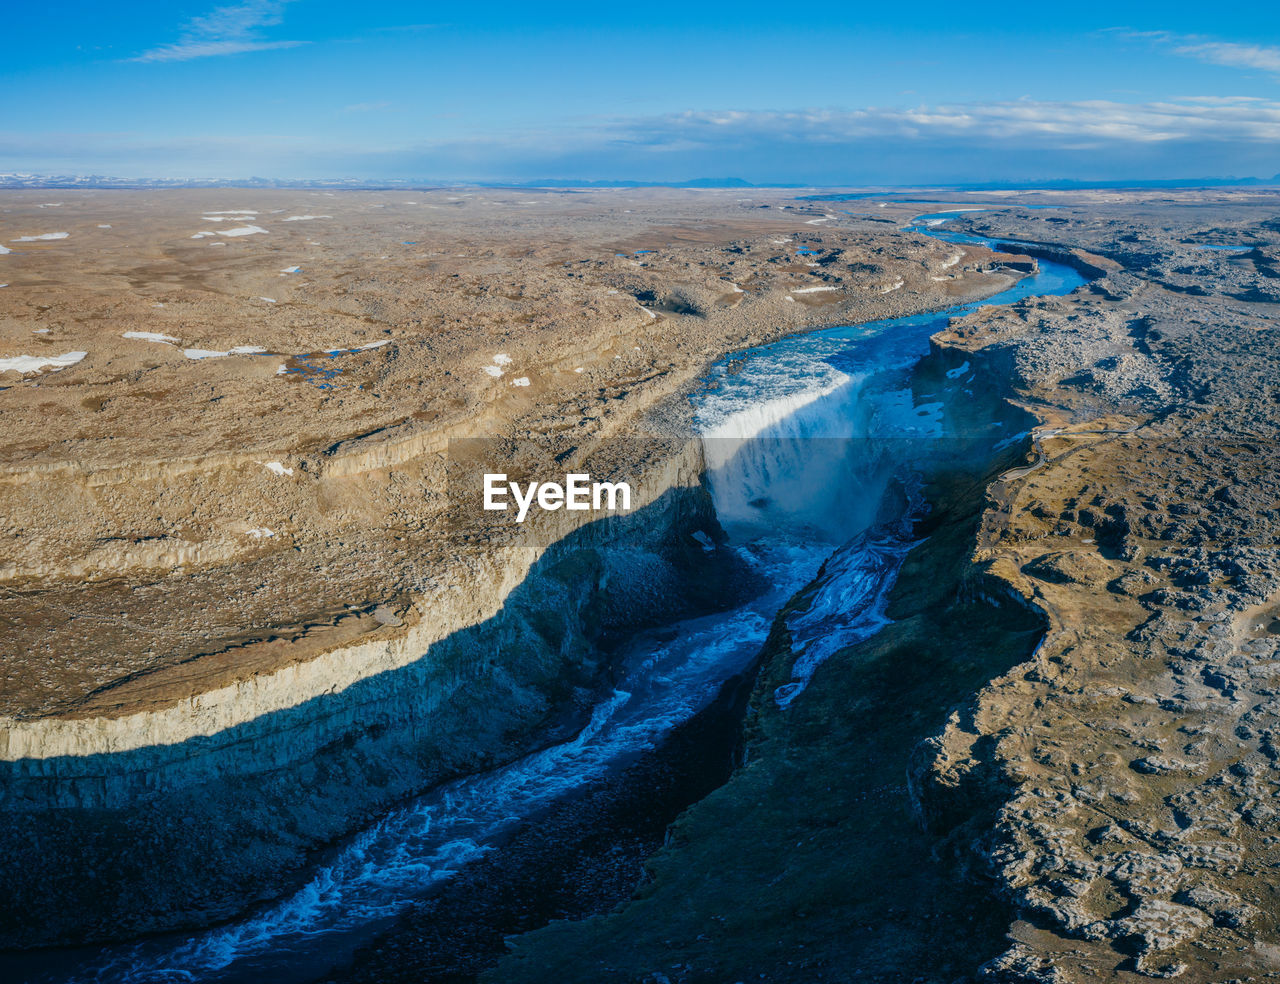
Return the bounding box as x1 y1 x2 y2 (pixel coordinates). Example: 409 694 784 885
784 295 795 302
945 360 972 380
31 327 49 333
276 364 289 375
483 365 504 377
97 224 111 229
573 367 584 373
183 346 267 360
642 308 656 319
259 297 276 303
205 210 257 215
878 279 905 294
0 351 86 375
123 331 179 344
511 376 531 387
280 265 301 274
38 203 62 208
282 215 331 221
262 461 293 477
0 246 9 255
941 254 962 269
12 232 69 242
492 353 512 365
792 286 837 294
246 527 275 539
191 231 217 239
356 340 391 350
224 225 268 237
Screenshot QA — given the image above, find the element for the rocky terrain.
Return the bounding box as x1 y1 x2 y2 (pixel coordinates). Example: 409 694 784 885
0 188 1018 720
8 186 1279 983
484 190 1280 983
925 195 1280 981
0 188 1027 947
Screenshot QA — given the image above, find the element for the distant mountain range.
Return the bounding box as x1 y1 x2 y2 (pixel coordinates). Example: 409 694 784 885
947 175 1280 190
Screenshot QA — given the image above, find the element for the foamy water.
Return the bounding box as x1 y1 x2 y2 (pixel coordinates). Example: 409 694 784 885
57 576 804 984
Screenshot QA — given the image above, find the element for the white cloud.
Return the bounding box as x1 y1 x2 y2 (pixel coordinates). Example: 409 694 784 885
135 39 305 62
5 96 1280 184
132 0 306 63
599 98 1280 148
185 0 288 38
1126 31 1280 77
1172 41 1280 75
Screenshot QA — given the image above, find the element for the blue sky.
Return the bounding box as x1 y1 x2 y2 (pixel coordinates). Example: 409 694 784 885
2 1 1279 183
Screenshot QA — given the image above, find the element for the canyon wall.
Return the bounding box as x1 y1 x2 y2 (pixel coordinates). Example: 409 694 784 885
0 438 740 947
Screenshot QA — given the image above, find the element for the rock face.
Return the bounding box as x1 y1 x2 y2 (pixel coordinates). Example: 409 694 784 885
918 197 1280 981
0 444 710 804
0 453 738 946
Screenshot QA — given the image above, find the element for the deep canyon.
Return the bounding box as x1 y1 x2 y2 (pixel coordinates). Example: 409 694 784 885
3 187 1280 982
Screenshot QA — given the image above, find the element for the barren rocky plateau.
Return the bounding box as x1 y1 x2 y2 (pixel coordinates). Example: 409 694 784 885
6 187 1280 982
0 187 1022 723
922 194 1280 981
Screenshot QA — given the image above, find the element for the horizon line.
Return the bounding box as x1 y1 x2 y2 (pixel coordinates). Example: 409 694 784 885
3 173 1280 192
